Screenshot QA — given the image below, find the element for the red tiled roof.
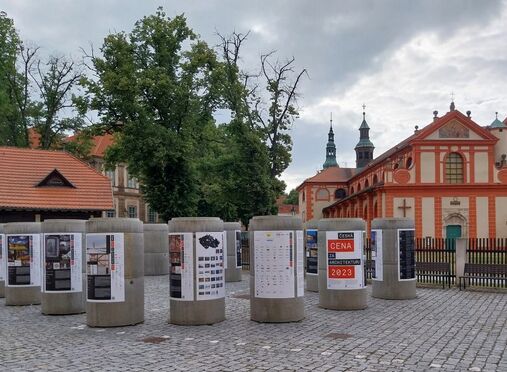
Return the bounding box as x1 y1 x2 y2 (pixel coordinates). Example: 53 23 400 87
297 167 356 190
0 146 113 211
66 133 114 158
90 134 114 157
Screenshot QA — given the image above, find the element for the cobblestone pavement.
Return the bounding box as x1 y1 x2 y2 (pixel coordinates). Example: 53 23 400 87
1 274 506 372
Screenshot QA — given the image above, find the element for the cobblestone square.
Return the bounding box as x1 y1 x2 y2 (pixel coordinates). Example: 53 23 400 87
1 274 506 371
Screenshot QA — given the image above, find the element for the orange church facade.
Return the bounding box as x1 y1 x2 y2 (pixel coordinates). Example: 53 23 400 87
298 107 507 239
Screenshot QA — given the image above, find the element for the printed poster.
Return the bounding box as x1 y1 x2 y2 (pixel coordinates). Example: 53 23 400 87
235 230 242 269
305 229 318 275
169 233 194 300
43 233 82 293
326 231 364 290
371 230 383 281
254 231 295 298
6 234 41 287
398 229 416 280
196 232 225 301
296 230 304 297
86 233 125 302
0 234 5 282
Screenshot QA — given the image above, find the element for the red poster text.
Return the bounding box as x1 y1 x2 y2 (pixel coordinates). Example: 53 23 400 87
328 265 355 279
328 239 355 252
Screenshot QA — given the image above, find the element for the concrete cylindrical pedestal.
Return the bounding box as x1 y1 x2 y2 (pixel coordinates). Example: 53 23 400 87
249 216 305 323
168 217 225 325
41 220 86 315
371 218 416 300
4 222 42 306
318 218 367 310
0 224 4 298
143 224 169 276
304 220 319 292
86 218 144 327
224 222 242 282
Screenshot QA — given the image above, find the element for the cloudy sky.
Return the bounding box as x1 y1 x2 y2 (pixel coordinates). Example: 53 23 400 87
2 0 507 190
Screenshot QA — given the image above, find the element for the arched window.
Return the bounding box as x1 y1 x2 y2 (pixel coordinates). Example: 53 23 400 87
350 186 354 194
302 191 305 201
364 179 369 188
335 189 346 199
357 183 361 192
373 174 378 184
406 157 413 169
445 152 464 183
315 188 330 201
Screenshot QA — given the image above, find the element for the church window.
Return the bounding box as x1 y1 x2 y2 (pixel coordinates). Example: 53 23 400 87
445 152 464 183
315 188 330 201
406 157 413 169
335 189 346 199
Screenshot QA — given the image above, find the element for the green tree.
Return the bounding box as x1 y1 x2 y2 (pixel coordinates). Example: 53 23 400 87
80 9 227 220
0 11 25 146
30 56 84 149
284 188 299 205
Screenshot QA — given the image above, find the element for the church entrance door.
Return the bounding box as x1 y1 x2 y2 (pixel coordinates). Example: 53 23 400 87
445 224 462 251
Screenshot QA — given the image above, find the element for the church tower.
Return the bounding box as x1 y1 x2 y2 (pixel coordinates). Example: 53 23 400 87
323 114 338 169
355 107 375 168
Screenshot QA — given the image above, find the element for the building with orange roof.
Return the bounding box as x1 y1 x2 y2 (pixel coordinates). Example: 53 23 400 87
0 146 113 222
81 134 160 223
298 103 507 239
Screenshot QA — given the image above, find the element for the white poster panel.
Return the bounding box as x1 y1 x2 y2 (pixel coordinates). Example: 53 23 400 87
222 231 227 270
296 230 304 297
254 231 295 298
42 233 82 293
6 234 41 287
86 233 125 302
235 230 242 269
196 232 225 301
326 231 364 290
169 233 194 301
371 230 383 281
0 234 5 282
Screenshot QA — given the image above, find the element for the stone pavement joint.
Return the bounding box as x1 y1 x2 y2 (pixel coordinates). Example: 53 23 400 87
0 273 506 371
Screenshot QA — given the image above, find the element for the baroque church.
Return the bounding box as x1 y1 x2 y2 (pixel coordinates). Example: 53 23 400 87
297 103 507 239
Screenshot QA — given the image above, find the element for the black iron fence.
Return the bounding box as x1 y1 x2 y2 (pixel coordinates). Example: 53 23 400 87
465 238 507 288
240 233 507 289
240 232 250 270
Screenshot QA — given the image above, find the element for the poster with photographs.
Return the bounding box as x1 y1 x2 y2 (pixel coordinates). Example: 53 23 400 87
169 233 194 301
86 233 125 302
42 233 82 293
0 234 5 282
254 231 295 298
326 231 364 290
398 229 416 280
371 230 383 281
296 230 304 297
6 234 41 287
235 230 242 269
196 232 224 301
305 229 318 275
